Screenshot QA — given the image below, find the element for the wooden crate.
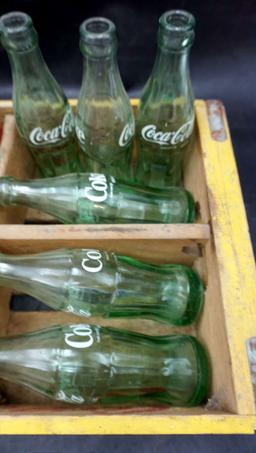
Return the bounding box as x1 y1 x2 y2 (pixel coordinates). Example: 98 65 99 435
0 99 255 435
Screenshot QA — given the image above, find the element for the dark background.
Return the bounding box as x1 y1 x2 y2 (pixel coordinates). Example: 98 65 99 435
0 0 256 451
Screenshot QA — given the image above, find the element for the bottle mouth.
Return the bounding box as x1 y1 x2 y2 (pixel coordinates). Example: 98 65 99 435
0 11 37 52
83 17 115 35
80 17 117 57
0 11 32 36
158 10 195 51
160 10 195 32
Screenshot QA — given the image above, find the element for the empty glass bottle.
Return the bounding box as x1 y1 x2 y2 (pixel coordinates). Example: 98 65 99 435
0 11 82 177
135 10 195 188
76 17 135 179
0 323 210 405
0 248 204 325
0 173 196 223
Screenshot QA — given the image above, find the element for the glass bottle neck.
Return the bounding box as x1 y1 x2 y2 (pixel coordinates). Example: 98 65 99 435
6 44 48 83
0 335 58 397
8 178 57 206
153 46 190 84
139 44 194 108
0 254 26 291
0 253 50 294
0 177 77 222
0 251 68 311
81 53 123 97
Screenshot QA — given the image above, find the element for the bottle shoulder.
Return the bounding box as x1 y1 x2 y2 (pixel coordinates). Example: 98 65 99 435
14 96 74 140
137 68 194 124
136 98 194 130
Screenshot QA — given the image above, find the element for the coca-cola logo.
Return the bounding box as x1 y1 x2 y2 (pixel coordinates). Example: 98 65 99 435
141 118 194 147
84 173 115 203
81 250 103 273
118 122 135 147
65 325 94 349
29 110 74 146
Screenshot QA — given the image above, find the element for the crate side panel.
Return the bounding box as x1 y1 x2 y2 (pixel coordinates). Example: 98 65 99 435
183 131 210 223
197 238 237 413
196 99 256 415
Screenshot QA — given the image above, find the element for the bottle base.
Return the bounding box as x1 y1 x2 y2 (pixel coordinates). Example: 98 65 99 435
185 336 210 406
172 267 204 326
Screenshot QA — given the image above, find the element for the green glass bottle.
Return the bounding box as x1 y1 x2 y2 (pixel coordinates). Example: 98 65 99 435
0 324 210 406
76 17 135 180
0 11 82 177
0 173 195 223
135 10 195 188
0 248 204 325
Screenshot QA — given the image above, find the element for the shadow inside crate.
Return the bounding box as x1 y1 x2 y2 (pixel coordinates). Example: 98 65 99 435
11 294 54 311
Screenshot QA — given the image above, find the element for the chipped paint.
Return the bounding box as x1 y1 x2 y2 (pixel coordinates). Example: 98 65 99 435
247 337 256 404
206 100 227 141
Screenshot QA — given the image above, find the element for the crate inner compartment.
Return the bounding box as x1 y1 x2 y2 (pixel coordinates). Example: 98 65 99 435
0 233 237 417
0 109 210 225
0 104 237 417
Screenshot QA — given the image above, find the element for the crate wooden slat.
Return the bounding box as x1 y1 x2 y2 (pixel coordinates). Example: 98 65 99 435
0 99 255 434
0 224 209 267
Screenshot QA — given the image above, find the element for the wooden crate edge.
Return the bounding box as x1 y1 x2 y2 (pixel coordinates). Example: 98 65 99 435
0 413 254 435
196 99 256 415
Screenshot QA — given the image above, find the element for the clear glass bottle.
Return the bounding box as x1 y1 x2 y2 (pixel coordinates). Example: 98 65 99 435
0 324 210 406
76 17 135 180
135 10 195 188
0 173 196 224
0 11 82 177
0 248 204 325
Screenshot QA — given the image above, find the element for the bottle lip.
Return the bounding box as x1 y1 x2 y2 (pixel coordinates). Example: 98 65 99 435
0 11 37 52
0 11 33 37
80 17 116 41
159 10 195 32
79 17 117 57
158 10 195 52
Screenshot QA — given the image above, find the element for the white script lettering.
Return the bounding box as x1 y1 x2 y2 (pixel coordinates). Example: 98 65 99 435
81 250 103 273
29 110 73 146
65 325 94 349
141 119 194 147
84 173 113 203
118 122 135 147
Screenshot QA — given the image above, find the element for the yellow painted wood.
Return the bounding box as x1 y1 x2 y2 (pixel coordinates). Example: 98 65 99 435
0 414 255 435
196 99 256 416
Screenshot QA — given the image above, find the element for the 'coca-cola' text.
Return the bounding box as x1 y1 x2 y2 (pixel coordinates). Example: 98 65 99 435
29 110 74 146
84 173 115 203
141 118 194 147
118 122 135 147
